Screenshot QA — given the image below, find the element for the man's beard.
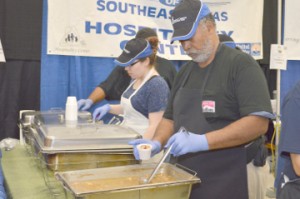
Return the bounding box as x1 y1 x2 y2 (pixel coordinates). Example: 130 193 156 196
187 39 214 63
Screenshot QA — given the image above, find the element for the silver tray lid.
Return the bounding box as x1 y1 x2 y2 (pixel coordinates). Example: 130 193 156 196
33 110 92 126
55 163 200 196
30 111 141 152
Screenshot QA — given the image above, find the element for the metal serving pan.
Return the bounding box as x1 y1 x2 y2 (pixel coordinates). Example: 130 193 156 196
20 110 141 171
56 163 200 199
27 110 141 152
31 124 141 152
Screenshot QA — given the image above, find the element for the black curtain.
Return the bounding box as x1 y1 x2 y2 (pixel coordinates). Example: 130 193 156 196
0 0 42 140
259 0 278 98
0 61 40 139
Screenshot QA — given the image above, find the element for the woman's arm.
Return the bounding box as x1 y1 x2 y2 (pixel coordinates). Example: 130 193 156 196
143 111 164 139
109 104 124 115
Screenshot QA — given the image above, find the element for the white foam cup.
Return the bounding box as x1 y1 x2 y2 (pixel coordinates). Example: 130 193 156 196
65 96 78 121
137 144 152 160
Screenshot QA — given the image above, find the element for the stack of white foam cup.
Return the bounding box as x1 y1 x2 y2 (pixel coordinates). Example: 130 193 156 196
65 96 78 121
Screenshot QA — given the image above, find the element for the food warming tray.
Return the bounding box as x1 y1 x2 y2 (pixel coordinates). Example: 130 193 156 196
55 163 200 199
29 111 142 152
20 110 142 171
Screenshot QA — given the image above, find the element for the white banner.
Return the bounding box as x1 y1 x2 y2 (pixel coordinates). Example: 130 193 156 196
47 0 263 60
0 38 5 62
284 0 300 60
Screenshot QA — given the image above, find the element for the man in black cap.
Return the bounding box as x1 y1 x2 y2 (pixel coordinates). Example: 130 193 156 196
129 0 274 199
77 27 176 111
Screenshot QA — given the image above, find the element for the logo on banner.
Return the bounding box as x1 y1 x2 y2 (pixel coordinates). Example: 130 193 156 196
236 42 262 57
251 43 262 57
202 100 215 113
159 0 180 7
59 27 86 47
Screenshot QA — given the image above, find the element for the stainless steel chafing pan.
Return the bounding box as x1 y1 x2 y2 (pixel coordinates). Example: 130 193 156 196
56 163 200 199
19 110 142 171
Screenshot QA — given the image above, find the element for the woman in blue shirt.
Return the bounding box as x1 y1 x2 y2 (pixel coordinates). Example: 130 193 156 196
93 38 169 139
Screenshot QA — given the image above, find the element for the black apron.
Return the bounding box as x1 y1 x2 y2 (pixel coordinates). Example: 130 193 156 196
173 62 249 199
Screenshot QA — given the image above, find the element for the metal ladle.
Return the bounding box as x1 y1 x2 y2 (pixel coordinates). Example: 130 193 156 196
141 144 173 184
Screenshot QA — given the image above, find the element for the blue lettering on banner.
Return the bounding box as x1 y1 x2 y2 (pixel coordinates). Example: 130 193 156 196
160 29 173 40
138 6 147 16
123 25 136 37
107 1 118 12
96 0 105 10
157 8 168 19
104 23 121 35
159 44 177 55
148 7 156 18
118 41 185 56
85 22 102 33
85 20 186 56
216 30 233 37
85 21 174 39
159 0 181 7
237 43 251 54
213 12 228 21
96 0 169 19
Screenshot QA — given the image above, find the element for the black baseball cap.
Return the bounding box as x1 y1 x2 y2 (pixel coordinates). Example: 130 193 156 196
170 0 211 43
114 38 153 67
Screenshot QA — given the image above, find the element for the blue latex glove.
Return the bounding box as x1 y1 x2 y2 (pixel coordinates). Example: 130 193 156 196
165 131 209 157
128 139 161 160
93 104 111 120
77 99 93 111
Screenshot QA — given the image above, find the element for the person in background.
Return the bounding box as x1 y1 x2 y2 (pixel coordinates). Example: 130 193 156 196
92 38 169 139
218 33 240 50
275 80 300 199
77 27 176 111
129 0 273 199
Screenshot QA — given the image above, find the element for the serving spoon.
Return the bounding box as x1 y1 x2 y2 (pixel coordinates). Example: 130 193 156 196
140 127 188 184
140 144 173 184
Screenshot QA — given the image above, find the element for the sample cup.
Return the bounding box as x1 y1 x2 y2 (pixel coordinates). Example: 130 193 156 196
65 96 78 121
137 144 152 160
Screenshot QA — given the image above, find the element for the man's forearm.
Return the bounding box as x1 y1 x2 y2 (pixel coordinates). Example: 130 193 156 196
206 115 269 150
152 118 174 146
88 87 106 103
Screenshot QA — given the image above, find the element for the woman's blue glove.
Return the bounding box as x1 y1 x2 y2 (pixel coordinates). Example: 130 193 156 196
77 99 93 111
128 139 161 160
92 104 111 120
165 131 209 157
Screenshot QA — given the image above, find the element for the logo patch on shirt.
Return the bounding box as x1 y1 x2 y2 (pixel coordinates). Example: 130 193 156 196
202 100 215 113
